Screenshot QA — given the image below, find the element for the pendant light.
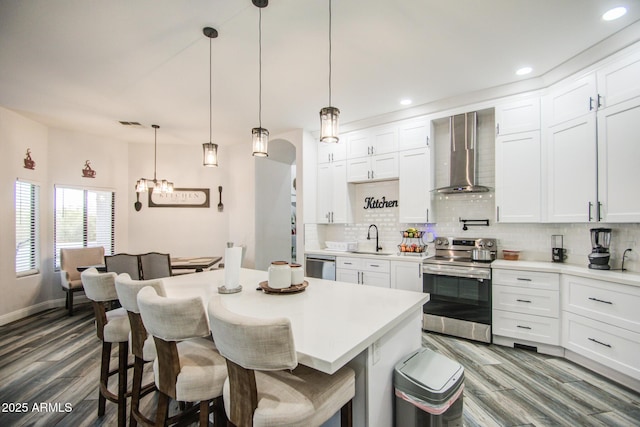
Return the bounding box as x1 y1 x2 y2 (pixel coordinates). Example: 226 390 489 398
319 0 340 143
203 27 219 167
135 124 174 194
252 0 269 157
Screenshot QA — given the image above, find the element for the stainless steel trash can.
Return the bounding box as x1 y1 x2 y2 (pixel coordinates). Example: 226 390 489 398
394 347 464 427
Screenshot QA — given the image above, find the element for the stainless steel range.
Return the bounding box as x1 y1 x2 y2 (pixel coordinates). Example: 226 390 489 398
422 237 497 343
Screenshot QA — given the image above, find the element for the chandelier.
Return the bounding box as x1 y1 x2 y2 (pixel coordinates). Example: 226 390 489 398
135 124 174 194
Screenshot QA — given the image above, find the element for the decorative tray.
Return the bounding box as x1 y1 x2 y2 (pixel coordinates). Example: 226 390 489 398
258 280 308 294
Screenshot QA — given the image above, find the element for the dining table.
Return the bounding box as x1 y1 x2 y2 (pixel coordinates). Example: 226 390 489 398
159 267 429 427
76 255 222 273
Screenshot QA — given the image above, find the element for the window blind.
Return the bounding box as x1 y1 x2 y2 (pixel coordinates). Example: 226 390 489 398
15 180 40 276
54 186 115 269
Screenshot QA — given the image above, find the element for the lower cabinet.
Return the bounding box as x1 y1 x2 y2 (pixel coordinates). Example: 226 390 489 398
390 260 423 292
562 274 640 383
492 268 561 351
336 256 390 288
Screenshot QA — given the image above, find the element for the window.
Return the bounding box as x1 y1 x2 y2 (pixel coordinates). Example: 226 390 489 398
15 180 40 276
54 186 115 269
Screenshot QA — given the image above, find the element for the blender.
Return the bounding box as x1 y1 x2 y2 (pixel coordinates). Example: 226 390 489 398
588 228 612 270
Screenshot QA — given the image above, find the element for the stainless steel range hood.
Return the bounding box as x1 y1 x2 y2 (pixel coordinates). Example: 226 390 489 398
436 111 490 194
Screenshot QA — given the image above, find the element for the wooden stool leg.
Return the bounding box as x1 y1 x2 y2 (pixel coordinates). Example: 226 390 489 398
156 393 170 426
98 342 112 417
199 400 210 426
130 356 144 427
213 396 226 426
117 341 128 427
68 291 74 316
340 399 353 427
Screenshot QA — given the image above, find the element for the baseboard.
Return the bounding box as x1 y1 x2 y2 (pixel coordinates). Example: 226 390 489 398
0 298 74 326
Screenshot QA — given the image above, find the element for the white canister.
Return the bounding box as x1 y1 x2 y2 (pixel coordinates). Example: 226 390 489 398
268 261 291 289
290 263 304 285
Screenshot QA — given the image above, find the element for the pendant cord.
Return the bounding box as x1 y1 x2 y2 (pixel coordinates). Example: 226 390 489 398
153 125 157 181
259 8 263 128
328 0 332 107
209 35 213 142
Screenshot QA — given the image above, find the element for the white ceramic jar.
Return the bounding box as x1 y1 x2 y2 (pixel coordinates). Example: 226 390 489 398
268 261 291 289
290 263 304 285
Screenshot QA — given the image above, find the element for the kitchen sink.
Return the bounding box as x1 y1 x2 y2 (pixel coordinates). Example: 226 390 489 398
350 251 395 256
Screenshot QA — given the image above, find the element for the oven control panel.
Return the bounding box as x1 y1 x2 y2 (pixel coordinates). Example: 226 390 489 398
434 237 496 250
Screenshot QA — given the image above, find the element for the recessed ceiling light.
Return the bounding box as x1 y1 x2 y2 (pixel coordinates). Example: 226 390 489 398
400 98 412 106
602 6 627 21
516 67 532 76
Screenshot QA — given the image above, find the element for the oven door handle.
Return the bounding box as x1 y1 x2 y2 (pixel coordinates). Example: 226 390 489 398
422 265 490 280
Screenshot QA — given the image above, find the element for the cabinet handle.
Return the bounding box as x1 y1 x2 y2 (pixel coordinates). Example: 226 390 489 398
370 264 379 268
426 209 429 223
589 96 594 111
367 147 371 155
331 212 334 223
371 146 374 155
361 272 365 284
328 154 331 163
371 170 374 179
516 278 532 282
597 202 603 222
516 299 532 303
496 206 500 222
344 262 353 265
357 271 361 283
517 325 532 330
588 337 612 348
367 170 371 179
597 94 603 108
426 135 430 147
418 264 422 278
496 123 500 135
588 297 612 305
588 202 593 221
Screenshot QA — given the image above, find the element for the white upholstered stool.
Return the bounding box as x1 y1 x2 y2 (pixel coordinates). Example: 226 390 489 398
81 267 131 427
137 286 227 426
208 295 355 427
115 273 165 427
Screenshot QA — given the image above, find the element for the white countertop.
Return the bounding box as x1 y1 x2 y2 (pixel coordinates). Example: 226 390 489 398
161 268 429 374
305 249 430 263
491 260 640 287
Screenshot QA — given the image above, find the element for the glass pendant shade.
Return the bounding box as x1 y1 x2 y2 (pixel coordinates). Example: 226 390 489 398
203 142 218 167
252 127 269 157
320 106 340 143
135 179 148 193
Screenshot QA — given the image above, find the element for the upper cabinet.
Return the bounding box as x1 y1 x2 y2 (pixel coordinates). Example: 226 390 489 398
543 45 640 223
495 97 543 223
316 160 352 224
345 124 401 183
398 118 431 151
399 147 432 223
317 138 346 164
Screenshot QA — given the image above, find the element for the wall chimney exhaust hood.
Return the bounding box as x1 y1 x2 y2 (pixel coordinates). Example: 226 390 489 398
436 111 490 194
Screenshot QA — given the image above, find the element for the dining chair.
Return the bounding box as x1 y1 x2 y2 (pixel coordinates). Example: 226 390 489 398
80 268 131 427
114 273 166 427
139 252 171 280
59 246 104 315
105 253 141 280
136 286 228 426
207 295 355 427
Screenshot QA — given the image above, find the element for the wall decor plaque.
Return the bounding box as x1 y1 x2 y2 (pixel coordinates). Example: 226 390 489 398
149 188 210 208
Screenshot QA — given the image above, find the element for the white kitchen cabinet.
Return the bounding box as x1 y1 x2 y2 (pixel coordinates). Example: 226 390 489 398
495 97 540 136
546 114 598 222
391 261 423 292
596 97 640 222
544 73 597 127
346 125 398 159
596 49 640 109
398 148 432 223
492 268 561 351
317 138 346 164
562 273 640 383
345 130 371 159
347 152 398 183
495 131 542 223
336 256 390 288
398 118 431 151
316 160 351 223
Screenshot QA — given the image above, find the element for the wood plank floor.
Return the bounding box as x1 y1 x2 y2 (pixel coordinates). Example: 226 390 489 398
1 302 639 426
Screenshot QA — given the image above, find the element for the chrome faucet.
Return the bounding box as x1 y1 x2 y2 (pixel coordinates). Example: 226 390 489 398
367 224 382 252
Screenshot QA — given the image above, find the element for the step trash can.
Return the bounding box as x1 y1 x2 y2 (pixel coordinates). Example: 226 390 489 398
394 347 464 427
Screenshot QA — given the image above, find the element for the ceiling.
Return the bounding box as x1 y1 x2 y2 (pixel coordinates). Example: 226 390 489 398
1 0 639 148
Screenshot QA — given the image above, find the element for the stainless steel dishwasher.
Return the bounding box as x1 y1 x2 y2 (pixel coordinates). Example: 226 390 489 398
305 254 336 280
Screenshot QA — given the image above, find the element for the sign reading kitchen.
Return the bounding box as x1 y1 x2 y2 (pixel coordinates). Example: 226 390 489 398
363 196 398 209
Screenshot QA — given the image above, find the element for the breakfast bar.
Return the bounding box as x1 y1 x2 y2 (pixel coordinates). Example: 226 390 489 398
161 268 429 427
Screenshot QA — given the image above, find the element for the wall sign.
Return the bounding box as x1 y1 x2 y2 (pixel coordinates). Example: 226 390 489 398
149 188 210 208
363 196 398 209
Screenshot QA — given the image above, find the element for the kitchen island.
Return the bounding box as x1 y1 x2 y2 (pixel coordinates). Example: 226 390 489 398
161 268 429 427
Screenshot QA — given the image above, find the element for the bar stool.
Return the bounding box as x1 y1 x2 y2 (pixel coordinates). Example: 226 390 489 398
114 273 165 427
136 286 227 426
207 295 355 427
81 268 131 427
